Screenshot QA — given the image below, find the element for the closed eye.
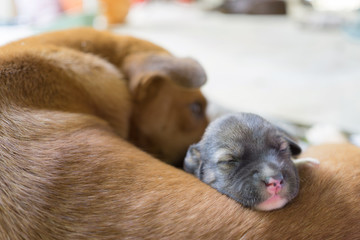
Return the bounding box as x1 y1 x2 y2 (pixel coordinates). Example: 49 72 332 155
278 142 289 153
189 101 205 119
279 148 288 153
217 158 239 165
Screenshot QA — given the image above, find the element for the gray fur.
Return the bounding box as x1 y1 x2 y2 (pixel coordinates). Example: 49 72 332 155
184 113 301 209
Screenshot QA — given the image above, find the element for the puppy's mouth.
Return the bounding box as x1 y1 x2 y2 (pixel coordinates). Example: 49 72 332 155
254 194 288 211
253 176 293 211
250 174 296 211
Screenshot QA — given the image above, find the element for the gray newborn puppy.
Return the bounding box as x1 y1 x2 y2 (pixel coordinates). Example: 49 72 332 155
184 113 304 211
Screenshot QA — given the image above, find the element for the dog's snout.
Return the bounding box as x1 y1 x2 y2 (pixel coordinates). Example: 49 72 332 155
264 176 283 187
264 173 283 185
262 174 284 194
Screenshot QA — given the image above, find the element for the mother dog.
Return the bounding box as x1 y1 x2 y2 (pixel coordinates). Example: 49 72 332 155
1 29 359 239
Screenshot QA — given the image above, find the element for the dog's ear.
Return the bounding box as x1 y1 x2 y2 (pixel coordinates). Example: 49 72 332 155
184 144 202 176
286 136 302 156
128 73 167 102
124 53 207 100
276 127 302 156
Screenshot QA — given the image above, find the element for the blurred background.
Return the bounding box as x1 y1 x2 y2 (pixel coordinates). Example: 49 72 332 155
1 0 360 148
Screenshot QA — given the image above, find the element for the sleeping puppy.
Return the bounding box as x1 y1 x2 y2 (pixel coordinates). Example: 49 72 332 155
184 112 318 211
2 28 208 166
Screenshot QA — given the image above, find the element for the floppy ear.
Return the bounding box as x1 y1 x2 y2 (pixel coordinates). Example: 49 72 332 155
128 73 167 102
285 136 302 156
123 53 207 96
184 144 202 176
276 127 302 156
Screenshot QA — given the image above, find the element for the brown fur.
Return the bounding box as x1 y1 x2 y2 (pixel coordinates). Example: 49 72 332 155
1 29 360 239
1 28 208 165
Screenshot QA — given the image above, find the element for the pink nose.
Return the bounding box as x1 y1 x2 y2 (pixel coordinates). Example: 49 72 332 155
264 177 284 194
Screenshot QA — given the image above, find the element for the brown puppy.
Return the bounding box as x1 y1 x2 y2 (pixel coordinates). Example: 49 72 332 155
2 28 208 165
1 29 360 239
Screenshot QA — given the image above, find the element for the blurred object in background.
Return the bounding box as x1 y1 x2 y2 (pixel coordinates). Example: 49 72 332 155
312 0 360 11
45 0 98 30
40 0 99 30
0 0 17 25
305 123 349 145
350 134 360 147
344 10 360 39
59 0 84 13
287 0 360 31
216 0 287 15
0 0 131 30
15 0 62 25
98 0 131 25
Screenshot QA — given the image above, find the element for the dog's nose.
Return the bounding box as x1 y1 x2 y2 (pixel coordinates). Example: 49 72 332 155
263 174 284 194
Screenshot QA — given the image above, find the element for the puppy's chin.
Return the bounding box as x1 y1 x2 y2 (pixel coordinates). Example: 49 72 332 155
253 195 288 211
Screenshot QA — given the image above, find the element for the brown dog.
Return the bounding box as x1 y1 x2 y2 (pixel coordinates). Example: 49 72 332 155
1 29 360 239
1 28 208 166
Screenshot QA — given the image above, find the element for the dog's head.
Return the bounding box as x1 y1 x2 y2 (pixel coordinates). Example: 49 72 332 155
184 113 301 211
124 53 209 166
